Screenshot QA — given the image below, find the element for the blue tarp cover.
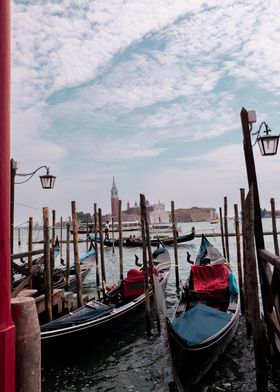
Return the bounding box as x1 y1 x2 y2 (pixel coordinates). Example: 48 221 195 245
41 302 113 332
172 303 232 346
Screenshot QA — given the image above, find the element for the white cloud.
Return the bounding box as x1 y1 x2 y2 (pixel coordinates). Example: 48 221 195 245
10 0 280 224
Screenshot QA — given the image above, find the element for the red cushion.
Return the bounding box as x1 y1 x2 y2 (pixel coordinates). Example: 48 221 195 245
191 264 229 299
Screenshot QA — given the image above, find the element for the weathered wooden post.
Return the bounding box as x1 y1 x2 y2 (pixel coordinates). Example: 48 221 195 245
28 217 33 289
219 207 226 258
59 216 63 261
66 222 70 291
118 200 124 280
241 108 274 344
234 204 245 315
140 194 152 336
71 201 83 308
224 197 230 262
240 187 251 336
52 209 56 248
145 197 160 334
270 198 279 256
86 223 89 251
98 208 106 297
171 201 179 291
112 217 115 254
43 207 53 322
94 203 100 289
17 228 21 247
243 187 268 391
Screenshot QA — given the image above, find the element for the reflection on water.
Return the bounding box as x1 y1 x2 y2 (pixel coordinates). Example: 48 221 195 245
14 220 280 391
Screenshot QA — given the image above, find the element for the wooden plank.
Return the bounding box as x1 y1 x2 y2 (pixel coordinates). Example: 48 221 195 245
11 248 44 260
35 289 65 314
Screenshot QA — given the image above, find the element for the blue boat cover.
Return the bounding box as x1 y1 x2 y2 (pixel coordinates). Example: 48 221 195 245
69 249 95 268
172 304 232 346
41 302 113 332
79 249 95 262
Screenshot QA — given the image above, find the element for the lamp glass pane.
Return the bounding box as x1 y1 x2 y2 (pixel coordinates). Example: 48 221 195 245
257 135 279 156
40 175 56 189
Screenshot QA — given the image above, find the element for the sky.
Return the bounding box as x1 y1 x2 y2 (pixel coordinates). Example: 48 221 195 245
11 0 280 226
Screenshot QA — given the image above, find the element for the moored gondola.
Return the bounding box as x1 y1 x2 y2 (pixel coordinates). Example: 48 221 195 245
91 227 195 248
166 235 239 391
40 245 171 347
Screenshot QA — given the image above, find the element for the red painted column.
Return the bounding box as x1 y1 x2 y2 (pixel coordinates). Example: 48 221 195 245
0 1 16 392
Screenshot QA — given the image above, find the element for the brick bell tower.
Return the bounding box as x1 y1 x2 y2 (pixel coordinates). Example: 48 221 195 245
111 176 119 217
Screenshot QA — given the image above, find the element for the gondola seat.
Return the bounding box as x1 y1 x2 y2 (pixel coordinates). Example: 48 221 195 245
123 269 145 297
189 263 230 300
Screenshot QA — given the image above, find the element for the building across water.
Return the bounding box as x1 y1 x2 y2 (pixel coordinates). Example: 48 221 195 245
102 177 219 224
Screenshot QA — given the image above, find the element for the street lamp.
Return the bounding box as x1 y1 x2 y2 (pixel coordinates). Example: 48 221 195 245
248 110 280 156
10 158 56 254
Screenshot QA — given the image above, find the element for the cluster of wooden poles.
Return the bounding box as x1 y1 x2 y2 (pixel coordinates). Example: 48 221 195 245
216 189 280 392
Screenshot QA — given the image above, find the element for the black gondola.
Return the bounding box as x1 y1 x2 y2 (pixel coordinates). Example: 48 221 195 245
41 245 171 346
91 227 195 248
166 235 239 391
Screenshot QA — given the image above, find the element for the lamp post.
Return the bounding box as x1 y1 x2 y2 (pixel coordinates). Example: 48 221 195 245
10 159 56 255
240 106 279 317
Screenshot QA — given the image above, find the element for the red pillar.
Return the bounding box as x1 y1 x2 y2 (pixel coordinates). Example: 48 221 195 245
0 1 16 392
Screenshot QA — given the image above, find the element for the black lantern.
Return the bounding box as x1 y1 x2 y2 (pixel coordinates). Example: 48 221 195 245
40 168 56 189
256 122 279 156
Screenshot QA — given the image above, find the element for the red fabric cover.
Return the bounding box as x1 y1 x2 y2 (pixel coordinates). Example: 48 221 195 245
127 268 144 278
123 269 144 297
191 264 229 299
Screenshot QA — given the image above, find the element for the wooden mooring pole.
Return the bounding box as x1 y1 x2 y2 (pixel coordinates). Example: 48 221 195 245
52 209 56 248
28 217 33 289
60 216 63 260
234 204 245 315
94 203 100 289
71 201 83 308
98 208 106 298
112 217 115 254
140 194 152 336
17 228 21 247
171 201 179 291
145 198 161 334
43 207 53 322
66 222 70 291
118 200 124 280
219 207 226 258
270 198 279 256
243 187 268 391
224 197 230 262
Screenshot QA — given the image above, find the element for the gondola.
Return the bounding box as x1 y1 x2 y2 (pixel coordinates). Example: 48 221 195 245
92 227 195 248
166 235 239 391
51 247 96 291
40 245 171 346
12 241 95 294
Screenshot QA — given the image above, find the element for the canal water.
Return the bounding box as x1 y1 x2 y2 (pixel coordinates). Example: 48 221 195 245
14 220 280 391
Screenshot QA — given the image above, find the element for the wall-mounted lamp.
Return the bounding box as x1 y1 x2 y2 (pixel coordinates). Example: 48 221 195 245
248 110 279 156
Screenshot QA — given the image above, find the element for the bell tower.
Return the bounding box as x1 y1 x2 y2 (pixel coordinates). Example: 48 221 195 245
111 176 119 217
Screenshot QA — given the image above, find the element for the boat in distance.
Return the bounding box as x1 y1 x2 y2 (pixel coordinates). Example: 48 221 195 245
40 245 171 345
72 220 141 234
91 227 195 248
166 235 239 391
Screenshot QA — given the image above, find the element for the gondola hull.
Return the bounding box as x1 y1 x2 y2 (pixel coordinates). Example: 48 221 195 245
99 229 195 248
166 305 239 391
166 234 239 391
41 247 171 349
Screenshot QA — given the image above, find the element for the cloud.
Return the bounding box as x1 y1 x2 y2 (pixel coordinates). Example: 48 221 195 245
10 0 280 224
